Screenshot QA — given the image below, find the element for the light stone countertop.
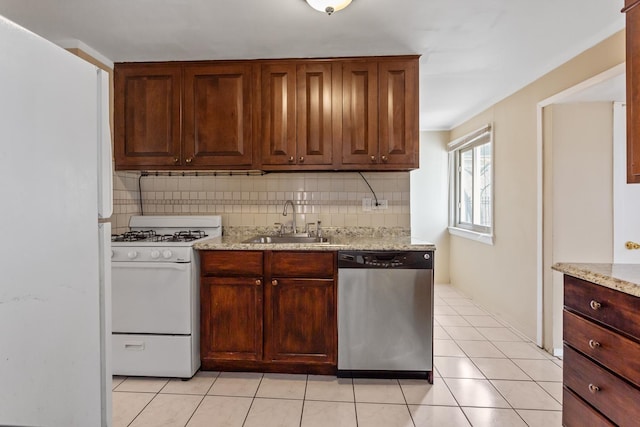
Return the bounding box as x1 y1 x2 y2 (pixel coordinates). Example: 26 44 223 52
553 262 640 298
194 233 436 252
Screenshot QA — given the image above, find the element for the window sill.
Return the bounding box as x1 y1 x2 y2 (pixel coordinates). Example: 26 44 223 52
448 226 494 245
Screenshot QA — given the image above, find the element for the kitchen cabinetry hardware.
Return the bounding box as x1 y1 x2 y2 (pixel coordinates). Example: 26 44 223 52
590 300 602 310
381 155 388 162
370 156 376 161
271 279 278 286
299 156 304 162
588 339 601 349
288 156 294 162
173 158 179 164
625 241 640 249
256 279 262 286
588 384 601 393
185 157 193 164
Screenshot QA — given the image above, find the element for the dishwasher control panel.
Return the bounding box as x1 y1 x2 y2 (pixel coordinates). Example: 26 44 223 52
338 251 433 269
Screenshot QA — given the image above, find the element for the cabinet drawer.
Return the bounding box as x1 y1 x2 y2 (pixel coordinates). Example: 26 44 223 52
271 251 335 278
564 345 640 426
564 275 640 340
201 251 263 276
562 386 614 427
564 310 640 388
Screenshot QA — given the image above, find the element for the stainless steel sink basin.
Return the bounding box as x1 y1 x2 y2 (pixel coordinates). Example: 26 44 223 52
242 235 330 244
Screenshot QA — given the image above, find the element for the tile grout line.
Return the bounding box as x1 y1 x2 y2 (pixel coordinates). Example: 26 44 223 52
181 371 221 427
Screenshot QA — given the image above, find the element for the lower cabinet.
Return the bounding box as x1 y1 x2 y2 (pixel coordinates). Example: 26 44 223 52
200 250 337 374
562 274 640 426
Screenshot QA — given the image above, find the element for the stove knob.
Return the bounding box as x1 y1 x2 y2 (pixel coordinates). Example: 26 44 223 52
127 251 138 259
150 250 161 259
162 250 173 259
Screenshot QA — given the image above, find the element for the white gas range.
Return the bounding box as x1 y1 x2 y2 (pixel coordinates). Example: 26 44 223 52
111 215 221 378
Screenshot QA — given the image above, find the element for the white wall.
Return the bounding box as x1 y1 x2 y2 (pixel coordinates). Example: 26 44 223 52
545 102 614 353
613 102 640 262
411 131 451 284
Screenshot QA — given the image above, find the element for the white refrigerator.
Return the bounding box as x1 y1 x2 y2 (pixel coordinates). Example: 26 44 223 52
0 15 113 427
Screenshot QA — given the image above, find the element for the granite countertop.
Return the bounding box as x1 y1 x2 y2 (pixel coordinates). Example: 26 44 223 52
553 262 640 298
194 226 435 252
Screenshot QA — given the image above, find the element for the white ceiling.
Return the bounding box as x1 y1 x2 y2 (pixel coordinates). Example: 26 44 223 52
0 0 625 130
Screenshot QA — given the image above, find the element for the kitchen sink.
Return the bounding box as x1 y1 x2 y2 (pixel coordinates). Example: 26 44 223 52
242 235 330 244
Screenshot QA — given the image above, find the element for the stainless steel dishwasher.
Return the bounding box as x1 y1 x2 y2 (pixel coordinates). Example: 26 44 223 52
337 250 434 382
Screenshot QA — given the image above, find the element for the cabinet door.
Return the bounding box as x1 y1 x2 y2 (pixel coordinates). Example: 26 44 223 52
265 277 336 364
626 0 640 183
260 63 297 166
378 59 419 167
341 61 379 166
200 277 263 361
183 64 254 168
296 63 334 166
114 64 182 169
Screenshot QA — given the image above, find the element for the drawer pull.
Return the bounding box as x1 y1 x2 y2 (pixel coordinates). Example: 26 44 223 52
588 383 600 393
272 279 278 286
589 300 602 310
588 339 601 349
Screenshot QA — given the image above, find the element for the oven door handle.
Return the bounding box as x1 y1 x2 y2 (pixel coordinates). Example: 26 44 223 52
112 262 189 271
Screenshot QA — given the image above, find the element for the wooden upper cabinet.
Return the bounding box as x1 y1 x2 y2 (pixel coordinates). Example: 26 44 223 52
114 64 182 169
261 61 335 169
260 63 297 166
114 56 419 171
183 64 255 168
378 58 419 167
624 0 640 183
341 61 379 166
296 62 335 167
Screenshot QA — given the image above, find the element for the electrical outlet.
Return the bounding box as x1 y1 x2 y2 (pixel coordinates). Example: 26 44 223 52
362 198 372 212
372 199 388 210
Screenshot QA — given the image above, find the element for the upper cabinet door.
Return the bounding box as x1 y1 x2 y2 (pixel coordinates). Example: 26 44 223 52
378 59 419 167
114 64 182 169
341 61 378 166
296 62 334 166
625 0 640 183
260 63 297 166
183 63 255 168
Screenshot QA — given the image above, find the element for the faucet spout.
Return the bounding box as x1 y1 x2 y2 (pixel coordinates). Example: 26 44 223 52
282 200 297 234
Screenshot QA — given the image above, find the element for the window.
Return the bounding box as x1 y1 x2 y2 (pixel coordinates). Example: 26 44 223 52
448 124 494 244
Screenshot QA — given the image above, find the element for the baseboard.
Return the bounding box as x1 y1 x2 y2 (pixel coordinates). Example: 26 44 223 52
553 348 563 358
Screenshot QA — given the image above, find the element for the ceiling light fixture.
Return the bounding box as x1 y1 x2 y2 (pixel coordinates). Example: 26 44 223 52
305 0 353 15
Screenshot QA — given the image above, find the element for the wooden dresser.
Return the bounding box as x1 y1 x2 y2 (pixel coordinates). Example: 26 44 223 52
562 274 640 426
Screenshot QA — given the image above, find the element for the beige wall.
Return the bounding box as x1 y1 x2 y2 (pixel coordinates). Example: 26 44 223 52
411 131 451 284
544 103 614 352
449 30 624 341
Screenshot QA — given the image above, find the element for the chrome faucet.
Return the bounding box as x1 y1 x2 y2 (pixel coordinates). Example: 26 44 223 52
282 200 297 234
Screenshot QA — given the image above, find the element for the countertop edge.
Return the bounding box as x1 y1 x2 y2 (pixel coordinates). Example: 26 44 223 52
553 262 640 298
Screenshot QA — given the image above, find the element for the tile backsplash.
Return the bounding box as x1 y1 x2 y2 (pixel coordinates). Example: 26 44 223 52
112 171 410 234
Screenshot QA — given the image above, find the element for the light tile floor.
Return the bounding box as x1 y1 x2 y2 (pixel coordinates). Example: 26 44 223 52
112 284 563 427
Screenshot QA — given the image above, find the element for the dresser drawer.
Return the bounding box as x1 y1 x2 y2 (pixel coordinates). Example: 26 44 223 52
563 386 614 427
564 345 640 426
564 275 640 340
201 251 263 276
564 310 640 388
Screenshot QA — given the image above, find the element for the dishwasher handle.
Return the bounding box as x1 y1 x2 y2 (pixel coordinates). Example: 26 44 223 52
338 251 433 269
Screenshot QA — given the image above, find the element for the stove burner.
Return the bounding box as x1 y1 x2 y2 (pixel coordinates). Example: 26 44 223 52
111 230 157 242
111 230 208 243
164 230 208 242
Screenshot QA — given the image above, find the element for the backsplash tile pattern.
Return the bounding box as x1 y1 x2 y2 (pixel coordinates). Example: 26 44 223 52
112 171 141 234
112 172 410 233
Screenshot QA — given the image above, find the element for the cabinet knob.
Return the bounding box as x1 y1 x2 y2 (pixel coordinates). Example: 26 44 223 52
255 279 262 286
381 155 388 162
288 156 295 162
299 156 305 162
370 155 376 162
173 157 179 164
185 157 193 164
271 279 278 286
626 241 640 250
589 300 602 310
588 339 601 349
588 384 600 394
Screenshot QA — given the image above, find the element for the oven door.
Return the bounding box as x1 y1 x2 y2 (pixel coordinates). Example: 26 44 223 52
112 261 192 334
